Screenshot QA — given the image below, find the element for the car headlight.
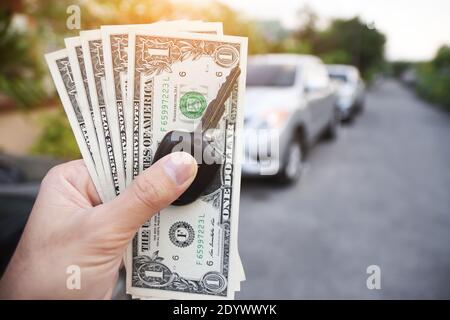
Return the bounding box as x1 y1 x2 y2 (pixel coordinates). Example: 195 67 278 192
255 109 290 129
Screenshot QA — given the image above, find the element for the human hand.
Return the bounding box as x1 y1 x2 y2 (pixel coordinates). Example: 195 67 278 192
0 152 197 299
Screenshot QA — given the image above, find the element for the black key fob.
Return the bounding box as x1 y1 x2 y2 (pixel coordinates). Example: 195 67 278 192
152 130 222 206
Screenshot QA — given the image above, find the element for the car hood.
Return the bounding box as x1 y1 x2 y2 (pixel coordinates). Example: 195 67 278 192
244 87 298 119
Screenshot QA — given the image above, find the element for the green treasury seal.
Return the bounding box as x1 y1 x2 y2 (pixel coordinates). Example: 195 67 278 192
179 91 207 119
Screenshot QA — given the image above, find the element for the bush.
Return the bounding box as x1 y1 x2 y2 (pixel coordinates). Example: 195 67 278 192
415 46 450 111
416 67 450 110
30 110 80 160
0 8 45 109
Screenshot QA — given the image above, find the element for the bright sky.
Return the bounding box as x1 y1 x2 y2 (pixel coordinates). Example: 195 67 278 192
218 0 450 61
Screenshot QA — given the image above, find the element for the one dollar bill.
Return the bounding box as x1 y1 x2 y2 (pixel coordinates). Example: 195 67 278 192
125 31 247 299
45 49 108 202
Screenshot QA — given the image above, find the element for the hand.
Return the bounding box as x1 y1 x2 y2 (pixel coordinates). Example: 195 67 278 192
0 152 197 299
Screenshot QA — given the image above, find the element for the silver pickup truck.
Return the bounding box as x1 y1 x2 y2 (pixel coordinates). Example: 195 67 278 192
242 54 338 184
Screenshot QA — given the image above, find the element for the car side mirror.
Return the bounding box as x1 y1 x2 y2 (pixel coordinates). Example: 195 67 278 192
304 82 318 94
303 85 310 94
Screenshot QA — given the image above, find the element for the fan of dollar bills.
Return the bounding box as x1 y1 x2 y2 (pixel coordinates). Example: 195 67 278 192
45 21 247 300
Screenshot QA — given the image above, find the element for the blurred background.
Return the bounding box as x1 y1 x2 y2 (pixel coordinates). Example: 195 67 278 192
1 0 450 299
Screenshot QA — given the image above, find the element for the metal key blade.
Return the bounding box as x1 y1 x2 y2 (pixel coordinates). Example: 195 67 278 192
196 66 241 133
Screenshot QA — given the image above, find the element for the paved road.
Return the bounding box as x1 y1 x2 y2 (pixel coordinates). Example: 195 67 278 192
236 80 450 299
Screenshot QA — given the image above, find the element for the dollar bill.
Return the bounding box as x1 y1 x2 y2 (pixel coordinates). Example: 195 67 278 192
44 49 108 202
102 27 129 188
80 30 126 196
125 31 248 299
65 36 116 201
108 22 246 296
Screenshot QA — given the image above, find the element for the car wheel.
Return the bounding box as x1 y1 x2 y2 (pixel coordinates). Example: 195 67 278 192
357 99 365 114
276 135 304 185
340 109 354 123
355 95 365 114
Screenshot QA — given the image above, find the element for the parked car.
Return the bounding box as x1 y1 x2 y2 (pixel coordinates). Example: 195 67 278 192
326 64 365 121
242 54 339 184
400 68 417 87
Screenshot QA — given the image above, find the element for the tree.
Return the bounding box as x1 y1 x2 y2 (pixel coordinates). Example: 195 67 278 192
416 45 450 110
432 45 450 70
315 17 386 79
0 4 45 108
292 5 318 45
290 7 386 80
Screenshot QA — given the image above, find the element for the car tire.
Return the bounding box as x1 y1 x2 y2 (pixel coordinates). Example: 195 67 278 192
355 96 365 114
276 134 304 185
357 99 365 114
340 109 354 123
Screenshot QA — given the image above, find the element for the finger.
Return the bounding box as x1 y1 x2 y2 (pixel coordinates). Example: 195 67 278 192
95 152 197 234
70 160 102 206
44 159 102 207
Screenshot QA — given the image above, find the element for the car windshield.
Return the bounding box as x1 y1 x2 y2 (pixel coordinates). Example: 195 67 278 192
328 73 349 83
246 64 297 87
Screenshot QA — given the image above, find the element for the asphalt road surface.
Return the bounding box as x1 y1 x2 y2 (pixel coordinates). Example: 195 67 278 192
236 80 450 299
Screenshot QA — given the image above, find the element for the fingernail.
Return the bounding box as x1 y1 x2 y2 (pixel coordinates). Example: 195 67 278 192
162 152 197 185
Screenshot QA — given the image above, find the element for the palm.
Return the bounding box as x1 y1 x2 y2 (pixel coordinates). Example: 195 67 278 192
14 160 122 299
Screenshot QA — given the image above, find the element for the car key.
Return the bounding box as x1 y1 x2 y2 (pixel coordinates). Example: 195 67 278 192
152 66 241 206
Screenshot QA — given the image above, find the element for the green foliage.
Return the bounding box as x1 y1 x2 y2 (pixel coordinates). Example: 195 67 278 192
416 46 450 110
30 109 80 159
291 5 319 50
0 7 45 108
281 37 312 54
320 50 351 65
431 45 450 69
291 9 386 80
318 18 385 79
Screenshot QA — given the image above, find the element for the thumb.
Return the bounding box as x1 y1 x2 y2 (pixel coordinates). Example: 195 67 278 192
96 152 197 235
